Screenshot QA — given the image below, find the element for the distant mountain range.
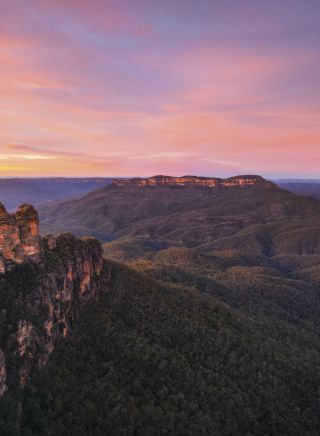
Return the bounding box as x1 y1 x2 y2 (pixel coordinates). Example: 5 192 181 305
277 180 320 200
0 176 319 212
2 174 320 434
0 177 113 210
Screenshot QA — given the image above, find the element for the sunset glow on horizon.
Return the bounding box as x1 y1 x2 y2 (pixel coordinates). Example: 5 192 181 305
1 0 320 178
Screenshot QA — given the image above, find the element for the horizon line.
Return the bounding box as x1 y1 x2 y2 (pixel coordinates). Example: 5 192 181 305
0 175 320 181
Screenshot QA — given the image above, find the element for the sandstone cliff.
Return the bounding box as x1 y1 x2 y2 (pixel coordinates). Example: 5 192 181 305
111 174 277 189
0 203 41 273
0 205 110 398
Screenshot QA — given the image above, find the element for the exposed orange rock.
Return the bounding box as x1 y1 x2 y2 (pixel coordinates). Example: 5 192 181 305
15 204 41 259
112 174 277 189
14 234 109 386
0 203 41 273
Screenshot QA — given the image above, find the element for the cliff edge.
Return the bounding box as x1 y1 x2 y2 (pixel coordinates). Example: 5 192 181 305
111 174 277 189
0 204 110 399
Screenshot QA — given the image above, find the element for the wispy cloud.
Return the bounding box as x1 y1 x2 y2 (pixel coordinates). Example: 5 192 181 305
0 0 319 177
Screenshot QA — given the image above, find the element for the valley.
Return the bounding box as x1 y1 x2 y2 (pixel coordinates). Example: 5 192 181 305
1 175 320 435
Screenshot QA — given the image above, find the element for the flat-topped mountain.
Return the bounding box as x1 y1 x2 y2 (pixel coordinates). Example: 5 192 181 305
39 174 320 245
112 174 277 189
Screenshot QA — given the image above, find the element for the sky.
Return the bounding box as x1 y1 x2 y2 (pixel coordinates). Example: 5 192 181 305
0 0 319 178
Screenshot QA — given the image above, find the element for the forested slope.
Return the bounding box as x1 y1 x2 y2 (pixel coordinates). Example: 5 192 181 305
18 261 320 436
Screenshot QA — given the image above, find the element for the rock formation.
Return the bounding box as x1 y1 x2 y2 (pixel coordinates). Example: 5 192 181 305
111 174 277 189
0 205 110 398
14 234 108 390
0 203 41 273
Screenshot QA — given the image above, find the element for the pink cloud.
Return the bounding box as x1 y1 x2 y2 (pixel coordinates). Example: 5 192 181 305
0 1 319 177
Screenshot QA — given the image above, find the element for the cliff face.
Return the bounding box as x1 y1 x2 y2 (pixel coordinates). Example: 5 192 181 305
0 203 41 273
0 205 110 398
111 175 277 189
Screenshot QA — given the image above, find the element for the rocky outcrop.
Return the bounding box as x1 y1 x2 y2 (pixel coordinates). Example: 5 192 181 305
0 226 110 398
0 203 41 273
111 175 277 189
222 175 276 188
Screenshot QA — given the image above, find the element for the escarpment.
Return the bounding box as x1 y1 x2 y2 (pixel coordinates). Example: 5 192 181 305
111 174 277 189
0 204 110 399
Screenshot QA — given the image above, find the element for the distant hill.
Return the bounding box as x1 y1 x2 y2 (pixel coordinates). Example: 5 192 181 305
0 178 112 210
39 175 320 251
277 180 320 200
